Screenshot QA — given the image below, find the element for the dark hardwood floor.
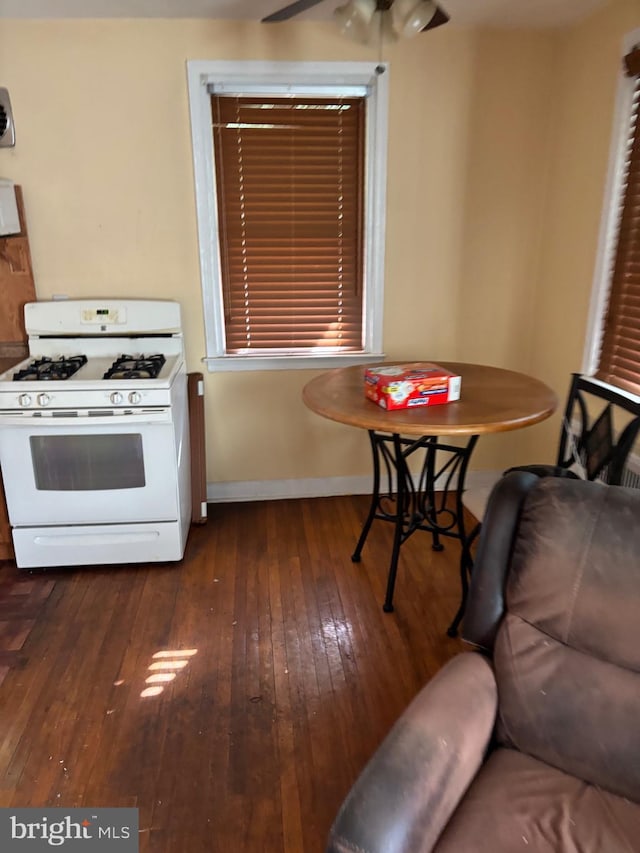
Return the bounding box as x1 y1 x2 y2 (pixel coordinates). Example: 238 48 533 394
0 495 471 852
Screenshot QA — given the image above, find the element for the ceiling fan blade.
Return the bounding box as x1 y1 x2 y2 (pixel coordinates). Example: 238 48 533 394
421 4 449 32
262 0 326 23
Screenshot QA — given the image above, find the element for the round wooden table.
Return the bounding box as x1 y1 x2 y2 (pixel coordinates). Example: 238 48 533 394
303 362 557 632
303 362 557 437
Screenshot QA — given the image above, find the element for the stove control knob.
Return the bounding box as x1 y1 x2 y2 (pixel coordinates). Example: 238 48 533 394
18 393 32 408
128 391 141 405
37 393 51 407
110 392 123 405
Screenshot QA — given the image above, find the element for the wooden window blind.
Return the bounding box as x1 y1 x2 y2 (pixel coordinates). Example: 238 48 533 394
596 45 640 395
211 95 365 354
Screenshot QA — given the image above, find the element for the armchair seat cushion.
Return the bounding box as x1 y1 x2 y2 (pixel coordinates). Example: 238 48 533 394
435 748 640 853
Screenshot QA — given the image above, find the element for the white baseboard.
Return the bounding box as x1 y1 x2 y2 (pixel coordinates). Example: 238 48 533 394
207 475 373 503
459 470 502 522
206 470 502 504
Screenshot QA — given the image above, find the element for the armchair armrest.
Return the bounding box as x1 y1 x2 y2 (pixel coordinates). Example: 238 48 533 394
326 653 498 853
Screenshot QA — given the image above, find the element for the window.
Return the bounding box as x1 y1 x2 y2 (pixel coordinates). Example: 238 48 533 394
187 61 388 371
585 36 640 396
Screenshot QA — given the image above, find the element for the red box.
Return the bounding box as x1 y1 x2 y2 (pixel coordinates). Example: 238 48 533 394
364 363 461 411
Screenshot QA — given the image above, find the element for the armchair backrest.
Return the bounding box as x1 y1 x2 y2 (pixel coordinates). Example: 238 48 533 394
464 474 640 801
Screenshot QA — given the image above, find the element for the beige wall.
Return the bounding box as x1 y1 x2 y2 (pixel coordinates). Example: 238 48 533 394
526 0 640 461
454 29 561 469
0 6 635 489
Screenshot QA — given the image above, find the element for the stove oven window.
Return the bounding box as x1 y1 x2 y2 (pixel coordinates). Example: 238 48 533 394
30 434 145 491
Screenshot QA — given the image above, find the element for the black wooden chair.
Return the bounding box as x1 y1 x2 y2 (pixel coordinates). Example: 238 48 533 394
450 373 640 636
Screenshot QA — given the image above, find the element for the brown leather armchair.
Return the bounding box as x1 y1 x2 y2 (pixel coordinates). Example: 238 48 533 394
326 472 640 852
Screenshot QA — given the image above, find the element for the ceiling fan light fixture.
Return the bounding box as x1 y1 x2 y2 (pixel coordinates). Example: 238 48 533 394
390 0 418 30
397 0 438 38
333 0 377 43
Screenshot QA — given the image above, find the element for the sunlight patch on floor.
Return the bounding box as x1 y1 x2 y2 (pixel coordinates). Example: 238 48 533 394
140 649 198 698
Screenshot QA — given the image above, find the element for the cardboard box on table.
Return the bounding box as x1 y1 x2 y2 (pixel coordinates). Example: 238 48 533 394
364 363 461 411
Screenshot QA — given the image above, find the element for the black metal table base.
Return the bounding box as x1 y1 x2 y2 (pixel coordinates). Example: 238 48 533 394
352 430 478 635
445 520 482 637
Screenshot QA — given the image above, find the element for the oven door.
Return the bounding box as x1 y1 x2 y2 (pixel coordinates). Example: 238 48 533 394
0 409 179 526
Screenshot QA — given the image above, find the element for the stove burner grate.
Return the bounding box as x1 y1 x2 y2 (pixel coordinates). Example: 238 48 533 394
13 355 88 382
104 353 166 380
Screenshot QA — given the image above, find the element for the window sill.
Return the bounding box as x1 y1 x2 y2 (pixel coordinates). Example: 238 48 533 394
202 353 386 372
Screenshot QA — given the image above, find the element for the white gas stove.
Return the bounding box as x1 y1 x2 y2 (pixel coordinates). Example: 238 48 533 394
0 299 192 569
0 300 185 410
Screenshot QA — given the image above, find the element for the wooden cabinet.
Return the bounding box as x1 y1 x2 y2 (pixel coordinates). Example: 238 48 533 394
188 373 207 524
0 471 12 561
0 186 36 345
0 185 35 561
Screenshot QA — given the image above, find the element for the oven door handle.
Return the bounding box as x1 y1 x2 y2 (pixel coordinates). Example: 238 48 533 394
0 410 173 427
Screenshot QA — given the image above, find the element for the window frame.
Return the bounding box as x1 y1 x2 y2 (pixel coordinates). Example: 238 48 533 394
186 60 388 372
583 28 640 401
